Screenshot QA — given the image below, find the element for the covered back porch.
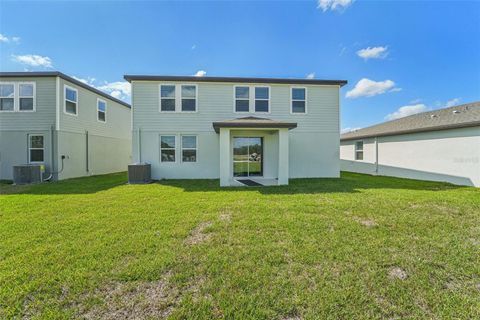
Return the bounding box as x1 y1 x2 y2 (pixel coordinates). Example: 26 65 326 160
213 117 297 187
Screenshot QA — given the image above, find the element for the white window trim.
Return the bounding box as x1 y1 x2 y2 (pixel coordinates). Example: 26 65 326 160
233 85 271 114
254 86 271 114
159 84 198 113
0 82 16 112
233 85 250 113
159 84 177 113
180 84 198 113
64 85 78 116
18 82 36 112
28 134 45 164
355 140 364 161
181 135 198 163
290 86 307 114
97 98 107 123
160 135 177 163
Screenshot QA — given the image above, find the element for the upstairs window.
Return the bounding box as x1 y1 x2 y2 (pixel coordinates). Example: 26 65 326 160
19 83 35 111
291 87 306 113
160 135 176 162
235 86 249 112
29 135 44 163
355 141 364 160
97 99 106 122
181 135 197 162
160 85 176 111
181 85 197 112
65 86 78 115
0 83 14 111
254 87 269 112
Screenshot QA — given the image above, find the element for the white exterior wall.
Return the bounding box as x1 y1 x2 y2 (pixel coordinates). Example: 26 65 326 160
132 80 340 181
340 127 480 187
57 78 132 180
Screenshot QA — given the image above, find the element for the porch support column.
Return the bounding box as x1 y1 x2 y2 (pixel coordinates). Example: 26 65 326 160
219 128 231 187
278 128 289 185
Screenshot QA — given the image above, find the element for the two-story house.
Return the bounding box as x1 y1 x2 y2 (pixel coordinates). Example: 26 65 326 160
125 75 346 186
0 72 131 181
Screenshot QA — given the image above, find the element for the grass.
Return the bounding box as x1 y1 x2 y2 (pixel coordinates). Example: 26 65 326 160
0 172 479 319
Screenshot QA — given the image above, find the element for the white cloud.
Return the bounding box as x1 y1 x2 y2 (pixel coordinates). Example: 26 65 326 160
385 104 428 121
444 97 461 108
12 54 52 68
356 46 388 60
97 81 131 101
72 76 96 85
341 127 361 134
317 0 354 12
0 33 20 43
194 70 207 77
306 73 315 79
346 78 397 98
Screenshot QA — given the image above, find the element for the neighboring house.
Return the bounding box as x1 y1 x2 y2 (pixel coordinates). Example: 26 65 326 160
340 102 480 187
125 75 347 186
0 72 131 181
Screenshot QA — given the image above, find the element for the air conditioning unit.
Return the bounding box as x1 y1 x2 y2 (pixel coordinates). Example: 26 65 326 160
128 163 151 184
13 164 43 185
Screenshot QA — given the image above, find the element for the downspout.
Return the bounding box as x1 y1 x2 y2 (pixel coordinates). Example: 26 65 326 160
375 136 379 175
86 130 89 173
138 127 142 163
51 125 55 178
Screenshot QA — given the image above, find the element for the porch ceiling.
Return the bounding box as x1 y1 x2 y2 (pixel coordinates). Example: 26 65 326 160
213 116 297 133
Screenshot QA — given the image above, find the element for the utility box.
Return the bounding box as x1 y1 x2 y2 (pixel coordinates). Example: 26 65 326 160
13 165 42 185
128 163 151 184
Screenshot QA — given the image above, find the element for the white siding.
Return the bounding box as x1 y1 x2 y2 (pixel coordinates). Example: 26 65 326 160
58 78 131 139
132 80 340 180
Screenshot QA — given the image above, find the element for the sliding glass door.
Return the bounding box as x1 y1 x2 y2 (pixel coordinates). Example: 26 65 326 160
233 137 263 177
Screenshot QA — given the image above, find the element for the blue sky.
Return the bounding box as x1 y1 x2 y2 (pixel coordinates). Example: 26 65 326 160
1 0 479 131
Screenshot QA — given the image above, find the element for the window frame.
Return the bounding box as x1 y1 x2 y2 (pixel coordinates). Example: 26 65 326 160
181 135 198 163
290 87 307 114
159 84 177 113
28 134 45 164
97 98 107 123
355 141 364 161
160 135 177 163
180 84 198 113
254 86 270 113
0 82 16 112
18 82 36 112
159 84 198 113
64 85 78 116
233 85 271 114
233 85 250 113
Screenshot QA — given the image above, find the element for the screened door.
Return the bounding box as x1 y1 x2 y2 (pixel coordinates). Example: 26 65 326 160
233 137 263 177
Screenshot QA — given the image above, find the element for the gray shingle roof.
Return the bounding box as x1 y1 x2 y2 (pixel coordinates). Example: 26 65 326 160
213 116 297 133
124 75 348 87
341 101 480 141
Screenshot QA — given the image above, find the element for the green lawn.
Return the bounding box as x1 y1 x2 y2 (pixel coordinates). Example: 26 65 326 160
1 172 479 319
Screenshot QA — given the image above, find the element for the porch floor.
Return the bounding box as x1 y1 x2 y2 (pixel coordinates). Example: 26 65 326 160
231 178 279 187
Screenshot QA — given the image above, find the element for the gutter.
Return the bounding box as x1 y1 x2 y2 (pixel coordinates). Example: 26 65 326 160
341 121 480 141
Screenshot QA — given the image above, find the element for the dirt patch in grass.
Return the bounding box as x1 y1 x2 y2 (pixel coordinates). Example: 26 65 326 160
388 267 408 280
184 222 213 245
219 208 232 223
353 217 378 228
77 272 179 320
